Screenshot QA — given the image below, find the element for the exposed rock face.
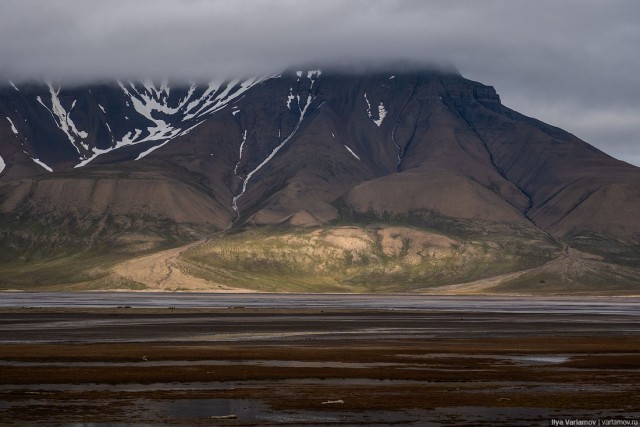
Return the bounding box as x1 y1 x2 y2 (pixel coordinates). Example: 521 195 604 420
0 68 639 288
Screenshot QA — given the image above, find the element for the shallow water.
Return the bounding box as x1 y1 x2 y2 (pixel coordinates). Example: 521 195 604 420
2 292 639 315
0 359 402 369
507 355 570 364
1 293 639 426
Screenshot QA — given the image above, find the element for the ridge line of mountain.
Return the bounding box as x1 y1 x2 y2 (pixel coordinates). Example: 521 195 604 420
1 68 638 292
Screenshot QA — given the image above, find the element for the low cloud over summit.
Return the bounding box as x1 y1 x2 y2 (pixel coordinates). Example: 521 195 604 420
1 0 639 164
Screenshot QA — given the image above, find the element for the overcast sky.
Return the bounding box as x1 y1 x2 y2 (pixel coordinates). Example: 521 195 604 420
1 0 638 165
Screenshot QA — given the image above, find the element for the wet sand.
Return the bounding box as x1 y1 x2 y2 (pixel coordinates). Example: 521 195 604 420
0 295 639 425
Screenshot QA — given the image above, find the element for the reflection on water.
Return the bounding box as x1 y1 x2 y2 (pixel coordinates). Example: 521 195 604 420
155 398 262 420
507 355 570 364
1 397 429 426
0 359 401 369
6 397 636 427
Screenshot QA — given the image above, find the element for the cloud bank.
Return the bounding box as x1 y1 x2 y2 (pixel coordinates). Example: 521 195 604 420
1 0 638 164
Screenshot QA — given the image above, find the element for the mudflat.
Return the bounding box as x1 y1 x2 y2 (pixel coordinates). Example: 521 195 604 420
0 295 639 426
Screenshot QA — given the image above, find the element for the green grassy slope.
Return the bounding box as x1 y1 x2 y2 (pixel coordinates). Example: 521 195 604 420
180 224 560 293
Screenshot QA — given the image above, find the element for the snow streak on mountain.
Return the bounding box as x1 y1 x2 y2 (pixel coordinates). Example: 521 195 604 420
0 76 270 172
78 78 268 166
231 70 321 218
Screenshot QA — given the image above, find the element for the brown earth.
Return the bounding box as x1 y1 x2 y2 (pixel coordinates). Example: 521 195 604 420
0 307 639 425
109 239 252 292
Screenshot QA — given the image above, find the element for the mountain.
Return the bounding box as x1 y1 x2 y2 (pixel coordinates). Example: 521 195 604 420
1 68 639 293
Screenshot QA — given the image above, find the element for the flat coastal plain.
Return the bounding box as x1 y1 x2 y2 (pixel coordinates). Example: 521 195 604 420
0 294 639 426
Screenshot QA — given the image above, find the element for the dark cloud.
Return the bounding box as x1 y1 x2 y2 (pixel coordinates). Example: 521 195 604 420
1 0 638 165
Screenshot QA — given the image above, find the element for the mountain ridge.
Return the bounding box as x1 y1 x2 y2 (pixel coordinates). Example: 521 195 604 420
1 68 638 293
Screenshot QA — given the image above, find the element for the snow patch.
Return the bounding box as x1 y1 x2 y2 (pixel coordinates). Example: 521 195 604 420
286 87 294 109
307 70 324 90
134 142 168 161
374 102 387 127
307 70 321 89
231 130 249 214
0 155 5 174
119 81 187 145
182 77 262 121
234 130 248 175
135 119 206 161
31 157 53 172
364 93 371 116
75 148 110 168
183 80 223 118
344 145 360 160
37 83 89 154
232 109 240 116
389 76 396 79
296 71 303 77
36 83 89 155
98 104 107 114
6 117 18 135
77 78 264 168
364 93 387 127
8 80 19 91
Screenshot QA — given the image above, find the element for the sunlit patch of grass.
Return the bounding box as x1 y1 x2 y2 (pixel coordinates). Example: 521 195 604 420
181 224 560 292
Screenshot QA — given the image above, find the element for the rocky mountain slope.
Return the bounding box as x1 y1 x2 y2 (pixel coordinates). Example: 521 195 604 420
1 68 638 293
